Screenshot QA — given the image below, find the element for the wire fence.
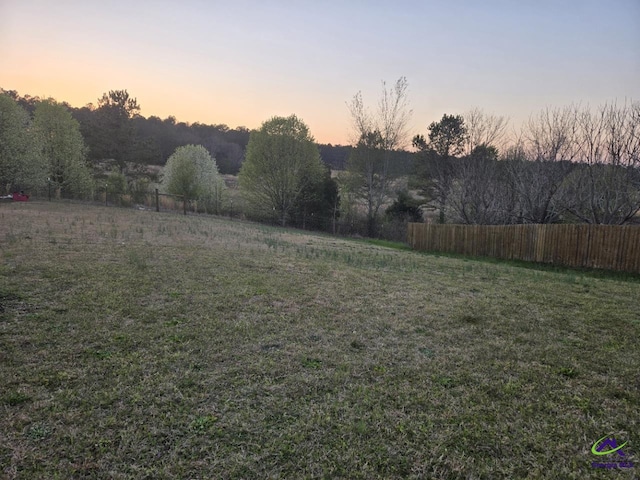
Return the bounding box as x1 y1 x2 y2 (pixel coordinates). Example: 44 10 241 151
23 186 230 217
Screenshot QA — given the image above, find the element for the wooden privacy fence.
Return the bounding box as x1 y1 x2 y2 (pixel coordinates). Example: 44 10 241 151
407 223 640 273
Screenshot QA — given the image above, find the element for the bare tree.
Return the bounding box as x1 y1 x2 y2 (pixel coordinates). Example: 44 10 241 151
506 106 579 223
526 106 580 162
464 108 509 155
563 101 640 224
448 146 518 224
342 131 388 236
433 109 511 224
347 77 412 150
343 77 412 236
377 77 413 151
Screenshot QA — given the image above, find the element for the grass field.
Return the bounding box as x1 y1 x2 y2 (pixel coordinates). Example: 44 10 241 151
1 202 638 479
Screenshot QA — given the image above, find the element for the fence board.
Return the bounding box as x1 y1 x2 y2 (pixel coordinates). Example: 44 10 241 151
407 223 640 273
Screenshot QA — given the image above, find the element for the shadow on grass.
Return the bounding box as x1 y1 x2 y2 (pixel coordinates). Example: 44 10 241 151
417 250 640 283
338 235 640 283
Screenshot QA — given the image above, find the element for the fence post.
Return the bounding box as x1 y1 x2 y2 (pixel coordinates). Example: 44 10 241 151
183 196 187 216
155 188 159 212
105 184 108 207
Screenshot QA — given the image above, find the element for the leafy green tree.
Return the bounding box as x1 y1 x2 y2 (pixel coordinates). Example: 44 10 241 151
291 170 340 231
0 89 40 116
106 170 128 195
162 144 225 213
34 99 93 198
0 94 46 193
414 114 467 158
239 115 325 226
413 114 468 223
91 90 141 172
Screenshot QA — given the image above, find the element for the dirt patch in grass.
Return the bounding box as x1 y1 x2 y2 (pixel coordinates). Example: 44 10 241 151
0 201 638 478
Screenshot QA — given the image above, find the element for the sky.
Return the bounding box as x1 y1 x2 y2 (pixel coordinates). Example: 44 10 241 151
1 0 639 145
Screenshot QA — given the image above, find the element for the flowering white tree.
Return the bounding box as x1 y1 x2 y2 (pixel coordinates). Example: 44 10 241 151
162 144 225 213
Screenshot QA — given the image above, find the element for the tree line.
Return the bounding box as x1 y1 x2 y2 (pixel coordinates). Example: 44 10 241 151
2 89 352 176
1 84 639 241
335 79 639 238
411 103 640 227
2 89 252 175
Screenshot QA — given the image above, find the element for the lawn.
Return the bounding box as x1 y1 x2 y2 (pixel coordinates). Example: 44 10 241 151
1 202 638 479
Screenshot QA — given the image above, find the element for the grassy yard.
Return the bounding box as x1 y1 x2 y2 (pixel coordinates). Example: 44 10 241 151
1 202 638 479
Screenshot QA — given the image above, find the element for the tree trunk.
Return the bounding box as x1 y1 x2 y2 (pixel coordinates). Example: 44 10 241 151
367 215 377 237
438 195 446 224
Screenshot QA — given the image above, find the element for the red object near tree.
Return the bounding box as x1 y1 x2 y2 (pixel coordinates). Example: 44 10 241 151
12 192 29 202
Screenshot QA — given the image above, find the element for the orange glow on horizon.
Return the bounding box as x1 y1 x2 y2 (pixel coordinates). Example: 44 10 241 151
2 63 352 145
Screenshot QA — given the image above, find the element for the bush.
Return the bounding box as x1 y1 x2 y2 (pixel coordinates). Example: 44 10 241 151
386 190 423 223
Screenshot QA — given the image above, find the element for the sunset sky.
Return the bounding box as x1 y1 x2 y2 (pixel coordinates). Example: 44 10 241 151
2 0 639 145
